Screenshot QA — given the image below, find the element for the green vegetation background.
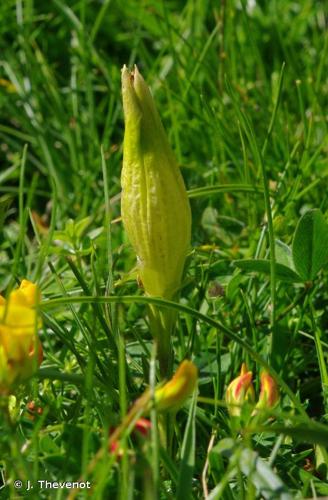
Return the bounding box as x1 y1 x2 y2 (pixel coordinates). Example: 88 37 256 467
0 0 328 498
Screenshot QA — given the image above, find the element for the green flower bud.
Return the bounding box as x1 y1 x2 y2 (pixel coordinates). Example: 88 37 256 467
121 65 191 300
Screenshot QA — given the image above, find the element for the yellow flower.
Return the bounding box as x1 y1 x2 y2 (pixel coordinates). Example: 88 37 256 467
155 360 198 412
0 280 42 395
10 279 41 308
121 65 191 300
225 363 255 417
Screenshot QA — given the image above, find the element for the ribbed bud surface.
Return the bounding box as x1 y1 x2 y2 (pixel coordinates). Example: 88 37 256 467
121 65 191 299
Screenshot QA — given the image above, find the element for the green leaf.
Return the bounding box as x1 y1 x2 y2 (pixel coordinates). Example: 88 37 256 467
160 447 179 485
238 448 292 500
74 216 93 238
292 209 328 280
258 421 328 448
187 184 265 199
176 389 197 500
211 439 292 500
275 240 294 269
234 259 302 282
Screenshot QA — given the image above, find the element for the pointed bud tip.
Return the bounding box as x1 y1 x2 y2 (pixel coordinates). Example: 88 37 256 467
121 65 132 87
121 64 141 86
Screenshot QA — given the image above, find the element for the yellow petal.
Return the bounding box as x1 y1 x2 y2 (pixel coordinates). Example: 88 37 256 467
155 360 198 412
7 280 40 307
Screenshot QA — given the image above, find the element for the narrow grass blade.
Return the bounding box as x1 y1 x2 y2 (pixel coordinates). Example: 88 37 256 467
176 389 198 500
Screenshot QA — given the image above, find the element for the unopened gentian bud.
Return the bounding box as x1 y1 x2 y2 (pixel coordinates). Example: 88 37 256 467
155 360 198 412
121 65 191 300
255 372 279 411
225 363 255 417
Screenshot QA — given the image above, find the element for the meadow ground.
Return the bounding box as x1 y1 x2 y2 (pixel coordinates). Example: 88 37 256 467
0 0 328 498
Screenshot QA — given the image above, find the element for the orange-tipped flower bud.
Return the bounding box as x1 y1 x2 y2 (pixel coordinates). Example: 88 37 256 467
155 360 198 412
0 280 43 395
256 372 279 410
225 363 255 417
